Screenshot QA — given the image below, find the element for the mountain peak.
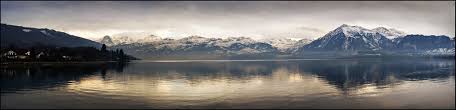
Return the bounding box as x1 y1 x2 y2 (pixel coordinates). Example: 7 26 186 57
100 35 114 46
305 24 392 51
102 35 111 39
372 27 390 34
340 24 350 27
336 24 367 31
329 24 373 38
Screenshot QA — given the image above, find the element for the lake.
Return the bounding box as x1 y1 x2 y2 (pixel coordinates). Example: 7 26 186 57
1 58 455 109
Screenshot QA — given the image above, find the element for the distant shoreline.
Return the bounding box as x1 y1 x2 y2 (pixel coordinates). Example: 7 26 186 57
1 55 453 65
0 61 126 68
139 55 455 60
1 61 120 64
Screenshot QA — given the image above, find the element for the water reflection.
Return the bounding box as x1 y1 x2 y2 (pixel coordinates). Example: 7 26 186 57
1 59 454 109
1 62 127 94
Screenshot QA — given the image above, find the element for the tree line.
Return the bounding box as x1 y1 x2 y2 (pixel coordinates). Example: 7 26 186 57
0 44 137 62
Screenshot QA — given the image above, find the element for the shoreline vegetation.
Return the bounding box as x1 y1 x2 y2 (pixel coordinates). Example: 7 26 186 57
1 44 138 64
1 61 123 67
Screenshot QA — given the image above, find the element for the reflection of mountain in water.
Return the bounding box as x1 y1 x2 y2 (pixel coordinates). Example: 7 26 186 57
0 63 127 93
124 59 454 90
293 59 455 91
1 59 454 94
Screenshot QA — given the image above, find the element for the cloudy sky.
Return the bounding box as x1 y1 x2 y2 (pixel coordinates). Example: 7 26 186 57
1 1 455 40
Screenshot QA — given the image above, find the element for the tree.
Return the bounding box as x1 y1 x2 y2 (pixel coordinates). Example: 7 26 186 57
30 47 37 60
119 49 125 61
115 49 120 60
119 49 124 56
101 44 107 52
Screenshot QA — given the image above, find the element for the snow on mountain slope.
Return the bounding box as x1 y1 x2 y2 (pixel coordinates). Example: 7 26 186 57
260 38 312 53
301 24 394 52
176 35 220 46
109 36 278 58
99 32 162 46
102 33 313 56
289 39 312 53
297 24 454 56
98 24 452 58
216 37 257 47
372 27 407 40
260 38 297 51
336 24 376 38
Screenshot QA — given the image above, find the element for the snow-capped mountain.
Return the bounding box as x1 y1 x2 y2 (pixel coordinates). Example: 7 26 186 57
217 37 257 47
109 36 278 58
260 38 312 53
107 35 313 58
295 24 454 56
372 27 407 40
299 24 394 52
99 32 162 46
260 38 297 52
98 24 454 58
1 23 101 48
290 39 313 53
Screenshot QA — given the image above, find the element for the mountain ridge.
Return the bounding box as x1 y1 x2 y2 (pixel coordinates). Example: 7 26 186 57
1 23 101 48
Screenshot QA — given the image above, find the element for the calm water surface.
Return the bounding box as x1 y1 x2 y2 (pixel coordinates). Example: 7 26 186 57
1 59 455 109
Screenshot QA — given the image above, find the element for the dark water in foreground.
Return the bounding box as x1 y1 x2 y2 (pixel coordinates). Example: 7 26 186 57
1 59 455 109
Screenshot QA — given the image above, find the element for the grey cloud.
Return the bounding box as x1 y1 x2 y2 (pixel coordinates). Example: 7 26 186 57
1 1 454 39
